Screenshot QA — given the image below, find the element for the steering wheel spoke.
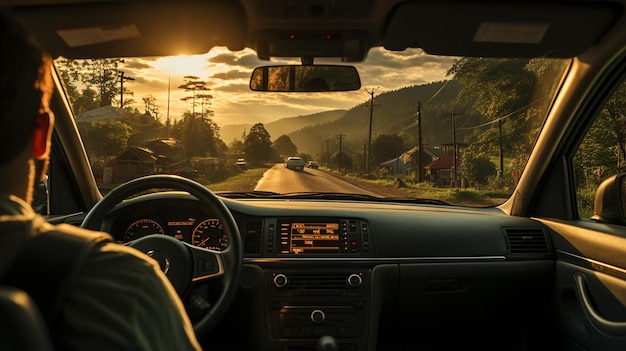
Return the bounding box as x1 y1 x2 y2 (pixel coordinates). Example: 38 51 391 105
188 244 225 282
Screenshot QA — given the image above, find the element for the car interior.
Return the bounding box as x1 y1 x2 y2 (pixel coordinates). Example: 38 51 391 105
1 0 626 350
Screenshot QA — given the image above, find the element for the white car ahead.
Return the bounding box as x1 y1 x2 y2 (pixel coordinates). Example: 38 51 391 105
285 157 305 170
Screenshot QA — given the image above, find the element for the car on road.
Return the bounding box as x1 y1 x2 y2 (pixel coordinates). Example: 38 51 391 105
307 161 319 169
285 156 305 170
4 1 626 350
236 158 247 170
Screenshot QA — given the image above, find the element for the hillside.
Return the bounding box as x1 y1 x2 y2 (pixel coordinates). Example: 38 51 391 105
288 80 478 158
220 109 347 144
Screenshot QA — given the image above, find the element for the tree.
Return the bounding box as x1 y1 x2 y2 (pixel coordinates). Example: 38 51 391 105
171 112 225 161
448 58 537 180
331 151 352 172
142 95 159 119
273 135 298 156
371 134 406 166
244 123 273 165
179 75 213 117
574 82 626 189
82 121 132 159
56 58 134 111
229 139 244 157
459 153 496 187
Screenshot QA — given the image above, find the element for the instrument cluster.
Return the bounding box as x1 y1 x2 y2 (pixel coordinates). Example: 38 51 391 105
122 216 228 251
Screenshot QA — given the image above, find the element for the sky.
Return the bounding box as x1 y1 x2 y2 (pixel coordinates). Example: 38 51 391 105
106 47 458 128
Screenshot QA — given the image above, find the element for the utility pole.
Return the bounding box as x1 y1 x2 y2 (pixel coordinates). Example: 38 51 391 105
325 139 331 167
416 101 423 182
337 134 345 172
119 70 134 109
450 112 464 188
365 87 378 176
498 118 504 178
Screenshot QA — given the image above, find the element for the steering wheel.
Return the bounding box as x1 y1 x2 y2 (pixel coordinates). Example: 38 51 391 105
81 174 242 336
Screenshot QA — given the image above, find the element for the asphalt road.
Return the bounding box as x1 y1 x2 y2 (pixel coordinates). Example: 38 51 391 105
254 164 382 196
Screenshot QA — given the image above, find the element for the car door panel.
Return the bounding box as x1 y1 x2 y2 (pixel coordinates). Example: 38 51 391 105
540 218 626 350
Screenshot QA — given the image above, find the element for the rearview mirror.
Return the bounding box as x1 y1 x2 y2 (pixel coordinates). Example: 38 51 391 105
250 65 361 92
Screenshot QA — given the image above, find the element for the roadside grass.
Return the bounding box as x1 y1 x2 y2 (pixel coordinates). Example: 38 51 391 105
203 166 269 192
329 171 509 206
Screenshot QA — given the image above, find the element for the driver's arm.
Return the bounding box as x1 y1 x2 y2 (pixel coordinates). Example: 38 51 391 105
54 228 201 351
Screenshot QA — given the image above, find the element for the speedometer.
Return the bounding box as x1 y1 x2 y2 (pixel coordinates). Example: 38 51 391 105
124 219 165 242
192 218 228 250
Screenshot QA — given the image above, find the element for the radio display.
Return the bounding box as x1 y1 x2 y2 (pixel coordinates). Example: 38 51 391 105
280 221 341 254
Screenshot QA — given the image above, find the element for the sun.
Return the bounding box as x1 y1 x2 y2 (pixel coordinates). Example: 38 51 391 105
153 54 213 79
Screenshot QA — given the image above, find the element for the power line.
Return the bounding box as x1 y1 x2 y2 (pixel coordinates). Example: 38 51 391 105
456 99 544 131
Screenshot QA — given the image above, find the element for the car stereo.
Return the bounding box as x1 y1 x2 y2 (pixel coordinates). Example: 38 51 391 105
275 218 370 255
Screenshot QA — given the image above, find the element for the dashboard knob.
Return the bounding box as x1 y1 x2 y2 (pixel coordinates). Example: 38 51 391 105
274 273 288 288
310 309 325 324
347 273 362 287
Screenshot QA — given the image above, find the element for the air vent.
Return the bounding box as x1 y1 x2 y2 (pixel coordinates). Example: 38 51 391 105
243 221 262 255
504 227 549 255
287 274 348 290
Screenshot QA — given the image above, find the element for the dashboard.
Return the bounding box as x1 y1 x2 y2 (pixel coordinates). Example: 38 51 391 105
100 191 556 351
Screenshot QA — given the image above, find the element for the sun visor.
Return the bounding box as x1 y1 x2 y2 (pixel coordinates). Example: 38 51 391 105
11 1 246 59
383 2 620 58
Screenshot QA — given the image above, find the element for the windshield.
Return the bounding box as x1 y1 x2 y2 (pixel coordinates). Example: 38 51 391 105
54 47 570 207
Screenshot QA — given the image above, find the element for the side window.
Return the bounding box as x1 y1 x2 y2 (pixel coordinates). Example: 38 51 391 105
574 80 626 220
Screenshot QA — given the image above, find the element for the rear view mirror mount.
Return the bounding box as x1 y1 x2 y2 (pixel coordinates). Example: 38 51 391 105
249 65 361 92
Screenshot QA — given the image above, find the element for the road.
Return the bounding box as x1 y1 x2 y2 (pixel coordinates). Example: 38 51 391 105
254 164 382 196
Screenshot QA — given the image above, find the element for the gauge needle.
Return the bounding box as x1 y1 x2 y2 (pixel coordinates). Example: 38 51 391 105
198 237 211 246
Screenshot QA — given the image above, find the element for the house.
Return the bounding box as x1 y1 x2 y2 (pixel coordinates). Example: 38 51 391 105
103 146 157 184
378 146 441 176
424 154 454 186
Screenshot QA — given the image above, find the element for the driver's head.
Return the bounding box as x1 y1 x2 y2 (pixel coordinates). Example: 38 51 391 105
0 15 54 203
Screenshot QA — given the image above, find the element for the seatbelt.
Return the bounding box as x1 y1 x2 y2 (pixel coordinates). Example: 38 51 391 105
1 229 110 333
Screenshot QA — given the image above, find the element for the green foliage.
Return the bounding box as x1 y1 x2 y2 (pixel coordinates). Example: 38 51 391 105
576 187 596 220
244 123 273 164
459 153 497 187
170 112 225 160
56 58 128 110
331 151 352 172
273 134 298 156
81 121 132 158
371 133 406 165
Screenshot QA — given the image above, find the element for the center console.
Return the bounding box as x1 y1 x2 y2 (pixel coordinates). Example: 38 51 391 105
262 218 372 351
267 268 370 351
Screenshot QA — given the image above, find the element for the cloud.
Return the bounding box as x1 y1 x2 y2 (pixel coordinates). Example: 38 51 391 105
209 51 266 69
210 70 250 80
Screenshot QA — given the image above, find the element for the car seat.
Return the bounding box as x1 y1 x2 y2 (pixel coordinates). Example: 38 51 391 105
0 285 54 351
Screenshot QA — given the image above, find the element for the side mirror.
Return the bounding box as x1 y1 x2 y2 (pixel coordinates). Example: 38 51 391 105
32 175 49 215
249 65 361 92
591 173 626 224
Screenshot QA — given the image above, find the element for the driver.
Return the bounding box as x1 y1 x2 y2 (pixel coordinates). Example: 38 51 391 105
0 16 201 351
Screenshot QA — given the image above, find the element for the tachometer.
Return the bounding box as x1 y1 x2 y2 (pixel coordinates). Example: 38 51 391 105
124 219 165 242
192 218 228 250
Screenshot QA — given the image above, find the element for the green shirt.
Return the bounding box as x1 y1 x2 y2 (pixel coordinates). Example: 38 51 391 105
0 193 201 351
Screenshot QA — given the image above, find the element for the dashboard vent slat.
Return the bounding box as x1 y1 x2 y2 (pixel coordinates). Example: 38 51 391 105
243 221 262 255
504 228 549 254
